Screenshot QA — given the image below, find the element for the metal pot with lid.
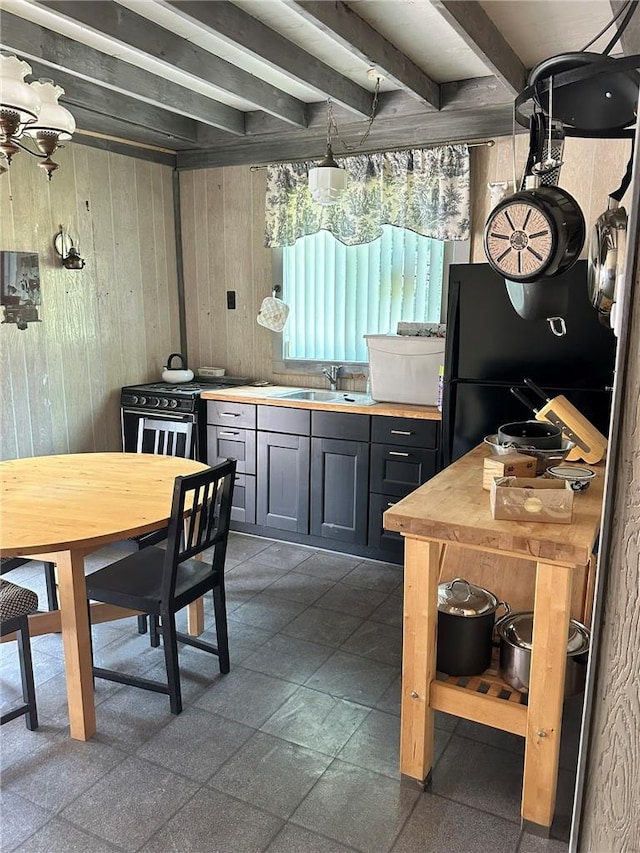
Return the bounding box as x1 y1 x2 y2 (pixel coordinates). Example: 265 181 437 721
496 611 590 696
436 578 510 677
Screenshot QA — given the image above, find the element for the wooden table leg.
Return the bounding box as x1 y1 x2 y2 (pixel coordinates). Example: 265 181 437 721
187 599 205 636
522 560 573 832
400 536 440 786
55 550 96 741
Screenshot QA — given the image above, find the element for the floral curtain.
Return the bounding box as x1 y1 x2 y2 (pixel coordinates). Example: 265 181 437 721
264 144 470 248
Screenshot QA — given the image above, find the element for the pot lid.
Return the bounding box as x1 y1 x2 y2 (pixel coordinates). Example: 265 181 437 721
498 612 590 654
437 578 498 617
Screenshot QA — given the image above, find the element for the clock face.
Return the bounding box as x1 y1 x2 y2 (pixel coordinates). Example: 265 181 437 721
485 201 555 279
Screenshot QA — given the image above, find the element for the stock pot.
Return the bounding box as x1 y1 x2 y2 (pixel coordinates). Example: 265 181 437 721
436 578 510 676
496 611 590 696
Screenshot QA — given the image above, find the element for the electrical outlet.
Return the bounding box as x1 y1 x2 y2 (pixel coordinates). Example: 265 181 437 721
227 291 236 309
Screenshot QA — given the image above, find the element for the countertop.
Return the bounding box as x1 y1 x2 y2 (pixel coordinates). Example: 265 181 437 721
201 385 441 420
384 443 604 565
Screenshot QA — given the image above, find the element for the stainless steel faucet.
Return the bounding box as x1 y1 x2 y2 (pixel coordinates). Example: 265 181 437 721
321 365 342 391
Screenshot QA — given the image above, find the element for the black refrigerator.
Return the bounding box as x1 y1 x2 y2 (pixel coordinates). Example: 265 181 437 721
442 261 617 467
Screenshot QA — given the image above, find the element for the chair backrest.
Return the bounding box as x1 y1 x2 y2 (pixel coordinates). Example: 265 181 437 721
136 417 193 459
161 459 237 602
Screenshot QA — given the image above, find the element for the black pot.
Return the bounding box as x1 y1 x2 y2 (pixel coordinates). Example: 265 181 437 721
436 578 510 677
497 420 562 449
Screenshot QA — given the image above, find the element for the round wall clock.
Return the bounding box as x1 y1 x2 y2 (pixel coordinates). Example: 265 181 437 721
483 186 585 282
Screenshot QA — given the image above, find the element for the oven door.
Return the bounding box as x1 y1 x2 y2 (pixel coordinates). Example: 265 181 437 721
121 408 198 459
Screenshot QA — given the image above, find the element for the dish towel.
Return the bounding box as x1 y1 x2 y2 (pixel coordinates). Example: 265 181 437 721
257 294 290 333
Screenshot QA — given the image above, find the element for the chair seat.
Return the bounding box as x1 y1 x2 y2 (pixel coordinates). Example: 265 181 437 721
86 547 215 614
0 579 39 621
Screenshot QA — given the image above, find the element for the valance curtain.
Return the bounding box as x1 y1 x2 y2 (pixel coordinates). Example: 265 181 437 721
264 144 470 248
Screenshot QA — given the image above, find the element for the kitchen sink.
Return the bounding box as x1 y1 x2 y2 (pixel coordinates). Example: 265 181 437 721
275 389 377 406
277 389 339 401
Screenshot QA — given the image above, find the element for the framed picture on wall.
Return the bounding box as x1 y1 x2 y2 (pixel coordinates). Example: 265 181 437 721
0 251 41 329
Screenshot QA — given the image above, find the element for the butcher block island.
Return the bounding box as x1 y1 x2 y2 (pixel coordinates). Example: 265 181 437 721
384 443 604 835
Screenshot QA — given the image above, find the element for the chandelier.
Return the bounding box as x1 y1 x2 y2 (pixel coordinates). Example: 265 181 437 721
0 52 76 180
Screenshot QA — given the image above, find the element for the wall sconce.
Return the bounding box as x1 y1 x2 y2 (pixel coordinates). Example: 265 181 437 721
53 227 85 270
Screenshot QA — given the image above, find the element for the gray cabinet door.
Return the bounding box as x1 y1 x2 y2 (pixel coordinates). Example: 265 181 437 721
310 437 369 545
257 431 310 533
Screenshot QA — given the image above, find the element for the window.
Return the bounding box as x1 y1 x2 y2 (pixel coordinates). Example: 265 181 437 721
280 225 453 365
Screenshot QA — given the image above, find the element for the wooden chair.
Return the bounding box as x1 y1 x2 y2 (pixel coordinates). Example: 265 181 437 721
1 556 58 612
86 459 236 715
0 579 39 730
133 417 194 635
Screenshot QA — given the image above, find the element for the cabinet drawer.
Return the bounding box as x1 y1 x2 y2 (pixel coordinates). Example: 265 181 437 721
258 405 310 435
207 400 256 429
207 425 256 475
368 492 404 561
371 415 438 449
312 410 370 442
370 443 437 497
231 473 256 524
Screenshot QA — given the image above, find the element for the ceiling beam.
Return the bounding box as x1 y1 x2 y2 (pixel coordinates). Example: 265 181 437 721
242 78 511 138
70 106 195 151
163 0 372 118
180 104 513 169
429 1 527 96
28 59 199 144
41 1 307 127
286 0 440 110
72 133 176 166
610 0 640 55
0 12 246 135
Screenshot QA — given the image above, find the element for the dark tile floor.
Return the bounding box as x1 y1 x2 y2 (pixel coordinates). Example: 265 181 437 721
0 533 580 853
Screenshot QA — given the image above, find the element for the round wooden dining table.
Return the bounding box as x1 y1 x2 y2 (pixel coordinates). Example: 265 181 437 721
0 452 209 740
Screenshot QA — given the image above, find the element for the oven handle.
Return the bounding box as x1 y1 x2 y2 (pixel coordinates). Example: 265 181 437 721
121 408 196 423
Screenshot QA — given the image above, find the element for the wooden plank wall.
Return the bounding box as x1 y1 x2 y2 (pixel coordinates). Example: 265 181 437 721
0 145 179 460
180 138 631 391
579 213 640 852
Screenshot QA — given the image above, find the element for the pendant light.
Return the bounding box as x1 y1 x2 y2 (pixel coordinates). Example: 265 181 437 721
308 101 347 206
308 74 382 206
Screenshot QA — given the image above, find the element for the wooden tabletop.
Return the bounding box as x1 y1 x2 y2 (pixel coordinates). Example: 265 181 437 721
201 385 441 420
384 444 605 566
0 452 209 556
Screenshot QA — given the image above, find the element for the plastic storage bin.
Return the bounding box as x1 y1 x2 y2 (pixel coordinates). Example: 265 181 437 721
365 335 446 406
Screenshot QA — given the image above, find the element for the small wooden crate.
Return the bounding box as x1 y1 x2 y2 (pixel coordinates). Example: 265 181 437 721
490 476 574 523
482 453 537 491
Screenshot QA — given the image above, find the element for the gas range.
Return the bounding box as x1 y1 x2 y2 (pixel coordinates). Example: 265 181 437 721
121 378 248 413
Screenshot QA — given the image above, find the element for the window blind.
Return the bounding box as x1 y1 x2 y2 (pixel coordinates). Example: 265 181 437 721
282 225 445 362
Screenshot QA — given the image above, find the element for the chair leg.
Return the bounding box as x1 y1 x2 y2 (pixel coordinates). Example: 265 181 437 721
149 616 161 648
161 614 182 715
43 562 58 611
137 615 148 635
16 616 38 730
213 582 230 674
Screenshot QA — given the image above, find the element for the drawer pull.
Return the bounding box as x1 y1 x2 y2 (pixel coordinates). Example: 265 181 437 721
220 412 241 417
388 451 410 457
390 429 412 436
219 430 240 437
